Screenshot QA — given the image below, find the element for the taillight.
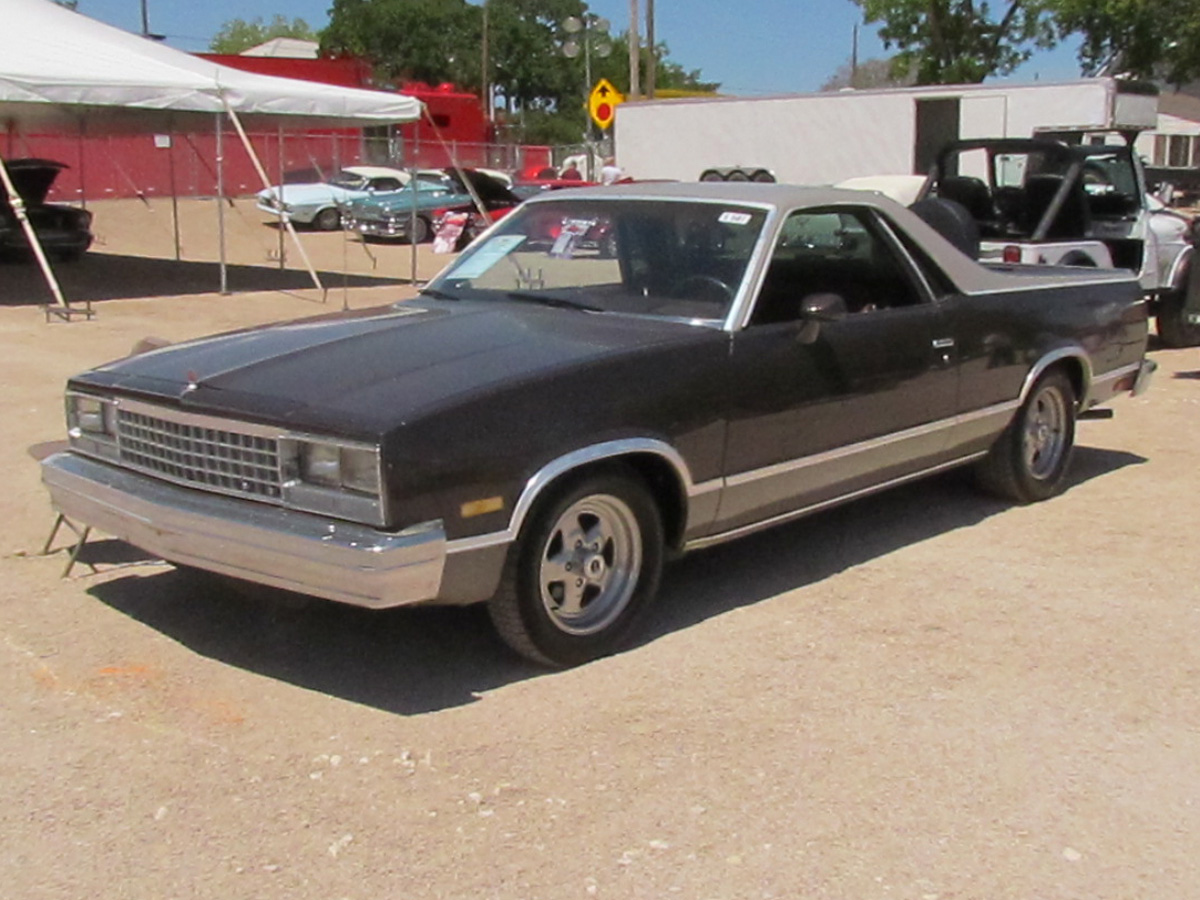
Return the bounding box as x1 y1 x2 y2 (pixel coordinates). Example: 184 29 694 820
1002 245 1022 264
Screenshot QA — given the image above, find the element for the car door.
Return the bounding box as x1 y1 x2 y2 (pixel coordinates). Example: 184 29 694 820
714 206 959 534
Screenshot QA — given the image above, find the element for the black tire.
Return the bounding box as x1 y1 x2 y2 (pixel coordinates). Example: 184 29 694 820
908 197 981 259
1059 251 1097 267
410 216 430 244
488 468 664 667
974 368 1076 503
1156 289 1200 348
313 207 341 231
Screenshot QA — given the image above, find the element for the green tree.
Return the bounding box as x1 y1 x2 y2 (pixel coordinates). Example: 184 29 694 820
487 0 586 113
321 0 481 88
590 33 720 95
852 0 1058 84
820 56 916 90
321 1 716 144
1053 0 1200 84
209 15 317 54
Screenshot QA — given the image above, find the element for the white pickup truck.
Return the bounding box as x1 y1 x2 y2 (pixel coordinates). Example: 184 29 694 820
921 137 1200 346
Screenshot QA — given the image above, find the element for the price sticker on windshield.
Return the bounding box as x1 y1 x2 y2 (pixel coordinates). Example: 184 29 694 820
719 211 752 226
449 235 527 279
549 218 598 258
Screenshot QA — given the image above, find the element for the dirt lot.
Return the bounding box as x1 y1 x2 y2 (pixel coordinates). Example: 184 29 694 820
2 198 1200 899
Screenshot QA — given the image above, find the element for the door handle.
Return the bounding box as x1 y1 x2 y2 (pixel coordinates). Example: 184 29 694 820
932 337 955 349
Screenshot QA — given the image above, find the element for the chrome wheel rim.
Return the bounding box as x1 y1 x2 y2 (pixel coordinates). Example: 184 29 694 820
538 494 641 635
1023 385 1068 480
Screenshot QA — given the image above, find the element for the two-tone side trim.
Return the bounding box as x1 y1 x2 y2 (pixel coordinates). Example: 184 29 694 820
445 438 717 556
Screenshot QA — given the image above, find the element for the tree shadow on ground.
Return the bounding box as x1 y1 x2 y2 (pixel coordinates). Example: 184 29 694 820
86 443 1146 716
0 252 407 307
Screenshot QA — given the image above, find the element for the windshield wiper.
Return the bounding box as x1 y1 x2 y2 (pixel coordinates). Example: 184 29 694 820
418 287 461 301
505 291 603 313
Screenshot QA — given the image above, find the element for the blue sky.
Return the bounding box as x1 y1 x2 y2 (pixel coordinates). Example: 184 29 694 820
76 0 1086 94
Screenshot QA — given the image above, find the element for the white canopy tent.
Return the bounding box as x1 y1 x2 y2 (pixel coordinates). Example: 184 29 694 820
1 0 423 317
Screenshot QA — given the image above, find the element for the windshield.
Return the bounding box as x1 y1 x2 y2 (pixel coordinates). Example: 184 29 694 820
328 171 370 189
425 198 768 323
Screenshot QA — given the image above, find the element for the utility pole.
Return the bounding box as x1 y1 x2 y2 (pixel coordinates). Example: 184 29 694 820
628 0 640 100
851 22 859 87
645 0 655 99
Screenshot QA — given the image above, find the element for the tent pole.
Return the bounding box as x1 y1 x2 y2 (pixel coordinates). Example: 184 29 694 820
277 124 285 271
76 119 87 210
168 129 181 261
0 155 75 318
216 113 228 295
222 100 325 299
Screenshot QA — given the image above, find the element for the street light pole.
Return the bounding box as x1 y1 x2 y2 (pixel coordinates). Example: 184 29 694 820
645 0 655 99
628 0 640 100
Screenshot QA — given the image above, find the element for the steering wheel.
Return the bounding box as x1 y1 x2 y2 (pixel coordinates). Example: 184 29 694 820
671 274 733 306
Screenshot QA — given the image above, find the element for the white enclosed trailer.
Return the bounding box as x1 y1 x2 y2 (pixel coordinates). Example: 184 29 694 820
615 78 1157 184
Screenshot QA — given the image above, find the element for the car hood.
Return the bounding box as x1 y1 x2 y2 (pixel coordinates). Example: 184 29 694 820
350 189 462 215
73 300 709 436
257 183 338 204
2 158 67 206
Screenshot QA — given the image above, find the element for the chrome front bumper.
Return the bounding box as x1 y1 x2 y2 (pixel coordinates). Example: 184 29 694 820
41 452 446 610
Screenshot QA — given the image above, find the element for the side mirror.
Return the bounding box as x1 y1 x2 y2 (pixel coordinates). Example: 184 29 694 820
801 292 848 321
795 293 847 344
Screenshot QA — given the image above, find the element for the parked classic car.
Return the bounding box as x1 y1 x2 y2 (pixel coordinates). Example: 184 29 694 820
1 158 93 261
922 137 1199 347
42 183 1154 667
255 166 410 231
342 168 522 243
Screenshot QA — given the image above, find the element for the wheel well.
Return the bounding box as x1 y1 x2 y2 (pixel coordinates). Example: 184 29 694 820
536 453 689 552
1045 357 1087 408
1060 251 1097 267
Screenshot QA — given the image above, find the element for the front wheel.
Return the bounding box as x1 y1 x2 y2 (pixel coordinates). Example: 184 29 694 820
488 469 664 667
312 207 341 231
974 369 1076 503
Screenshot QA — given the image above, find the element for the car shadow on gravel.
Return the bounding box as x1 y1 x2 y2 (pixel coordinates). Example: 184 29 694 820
637 444 1147 649
85 444 1145 715
0 253 406 306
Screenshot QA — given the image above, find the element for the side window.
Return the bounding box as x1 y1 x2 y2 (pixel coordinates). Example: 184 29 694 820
371 178 403 192
751 207 924 326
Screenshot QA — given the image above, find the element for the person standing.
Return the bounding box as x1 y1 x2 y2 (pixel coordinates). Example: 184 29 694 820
600 157 623 185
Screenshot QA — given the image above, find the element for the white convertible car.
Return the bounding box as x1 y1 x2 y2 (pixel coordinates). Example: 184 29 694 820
255 166 411 231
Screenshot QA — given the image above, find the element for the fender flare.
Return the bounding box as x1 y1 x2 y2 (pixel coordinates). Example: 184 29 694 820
1166 243 1194 292
446 438 701 555
1020 346 1093 410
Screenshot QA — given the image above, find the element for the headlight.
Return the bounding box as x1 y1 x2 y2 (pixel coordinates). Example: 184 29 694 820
298 442 381 496
66 393 116 437
65 392 119 461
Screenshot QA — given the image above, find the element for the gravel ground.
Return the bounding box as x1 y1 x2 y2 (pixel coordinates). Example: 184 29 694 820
2 199 1199 899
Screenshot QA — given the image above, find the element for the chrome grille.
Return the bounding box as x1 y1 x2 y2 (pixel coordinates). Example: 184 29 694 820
116 407 282 500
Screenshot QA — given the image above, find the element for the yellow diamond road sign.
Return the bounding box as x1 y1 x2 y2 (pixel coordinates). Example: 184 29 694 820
589 78 624 130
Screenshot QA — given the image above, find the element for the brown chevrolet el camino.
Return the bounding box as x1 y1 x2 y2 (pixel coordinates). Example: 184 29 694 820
42 183 1155 666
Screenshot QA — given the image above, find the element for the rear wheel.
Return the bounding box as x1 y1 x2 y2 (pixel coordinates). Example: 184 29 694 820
975 369 1076 503
1156 288 1200 348
488 469 663 667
